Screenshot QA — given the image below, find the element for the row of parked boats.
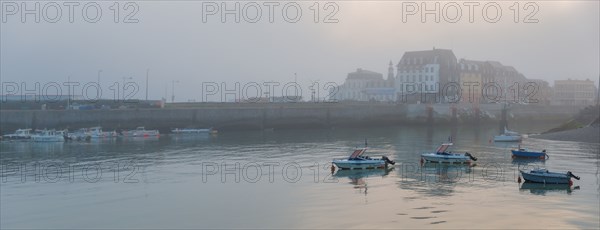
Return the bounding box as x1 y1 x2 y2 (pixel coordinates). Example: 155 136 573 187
332 135 581 185
1 127 217 142
332 138 477 171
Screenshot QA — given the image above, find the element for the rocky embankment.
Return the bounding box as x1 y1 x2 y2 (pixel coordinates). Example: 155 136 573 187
532 106 599 144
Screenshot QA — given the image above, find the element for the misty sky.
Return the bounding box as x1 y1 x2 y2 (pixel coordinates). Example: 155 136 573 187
1 1 598 102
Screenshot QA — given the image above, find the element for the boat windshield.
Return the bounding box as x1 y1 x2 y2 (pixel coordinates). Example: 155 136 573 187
348 149 366 159
435 143 452 154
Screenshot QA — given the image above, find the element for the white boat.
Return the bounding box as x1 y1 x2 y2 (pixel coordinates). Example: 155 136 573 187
421 142 477 164
494 127 522 142
2 129 32 141
171 128 217 134
122 127 160 137
88 127 117 138
332 145 395 170
68 128 91 141
31 129 65 142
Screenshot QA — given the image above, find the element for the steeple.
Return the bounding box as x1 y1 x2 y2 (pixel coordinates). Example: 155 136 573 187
387 60 394 83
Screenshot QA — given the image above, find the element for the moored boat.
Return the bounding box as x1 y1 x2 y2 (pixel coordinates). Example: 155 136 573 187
122 127 160 137
31 129 65 142
171 128 217 135
511 147 548 159
519 169 580 184
2 129 32 141
88 127 117 138
332 143 395 170
421 142 477 164
68 128 91 141
494 127 522 142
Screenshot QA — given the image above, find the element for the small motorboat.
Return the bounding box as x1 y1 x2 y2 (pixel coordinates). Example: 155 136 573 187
122 127 160 137
2 129 32 141
31 129 65 142
332 143 395 170
494 127 522 142
519 169 580 184
68 128 91 141
421 142 477 164
88 127 117 138
511 147 548 159
171 128 217 135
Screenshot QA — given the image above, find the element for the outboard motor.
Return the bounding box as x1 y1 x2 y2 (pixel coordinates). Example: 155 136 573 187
567 171 580 180
465 152 478 161
382 156 396 165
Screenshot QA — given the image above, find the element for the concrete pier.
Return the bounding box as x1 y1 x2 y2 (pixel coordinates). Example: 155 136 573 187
0 103 583 134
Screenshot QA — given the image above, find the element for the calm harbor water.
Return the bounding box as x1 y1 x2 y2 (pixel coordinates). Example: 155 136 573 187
1 124 599 229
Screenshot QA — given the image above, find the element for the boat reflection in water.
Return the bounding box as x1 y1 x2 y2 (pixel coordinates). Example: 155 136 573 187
511 157 546 166
333 168 394 195
419 162 473 183
519 182 580 195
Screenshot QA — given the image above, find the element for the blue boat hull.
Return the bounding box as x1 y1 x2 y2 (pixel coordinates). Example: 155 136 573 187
511 150 547 159
520 170 571 184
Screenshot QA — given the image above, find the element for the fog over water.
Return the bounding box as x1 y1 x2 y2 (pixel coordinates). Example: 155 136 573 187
1 1 598 101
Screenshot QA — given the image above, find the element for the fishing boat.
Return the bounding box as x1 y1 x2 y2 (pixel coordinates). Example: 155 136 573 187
68 128 91 141
493 127 522 142
2 129 32 141
31 129 65 142
171 128 217 135
122 127 160 137
332 142 395 170
88 127 117 138
519 169 580 184
511 147 548 159
421 141 477 164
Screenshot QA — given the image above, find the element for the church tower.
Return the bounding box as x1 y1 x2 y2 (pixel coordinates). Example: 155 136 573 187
387 60 395 86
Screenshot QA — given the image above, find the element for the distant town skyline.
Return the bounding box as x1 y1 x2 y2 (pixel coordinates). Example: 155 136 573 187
1 1 598 102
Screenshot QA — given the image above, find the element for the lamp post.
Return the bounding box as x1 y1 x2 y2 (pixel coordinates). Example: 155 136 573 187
67 75 71 109
171 80 179 103
145 69 149 101
97 70 103 101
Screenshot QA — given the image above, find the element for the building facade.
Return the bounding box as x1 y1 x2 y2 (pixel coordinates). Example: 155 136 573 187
395 48 458 103
552 79 598 105
458 59 484 104
332 68 394 102
333 48 538 104
526 79 551 105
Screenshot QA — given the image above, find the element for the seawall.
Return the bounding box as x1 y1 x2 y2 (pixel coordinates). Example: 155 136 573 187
0 103 583 134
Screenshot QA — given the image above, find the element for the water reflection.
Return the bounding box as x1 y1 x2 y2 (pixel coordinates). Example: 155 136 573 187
511 157 547 166
419 162 473 183
333 168 394 196
426 125 434 145
397 163 475 198
333 168 393 182
1 123 598 229
519 182 580 195
492 141 520 149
